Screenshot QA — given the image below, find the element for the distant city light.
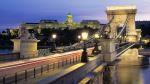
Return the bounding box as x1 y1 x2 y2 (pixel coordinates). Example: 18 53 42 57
78 35 81 39
52 34 57 39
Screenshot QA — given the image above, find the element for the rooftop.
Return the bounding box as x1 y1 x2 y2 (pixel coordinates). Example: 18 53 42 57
81 20 100 24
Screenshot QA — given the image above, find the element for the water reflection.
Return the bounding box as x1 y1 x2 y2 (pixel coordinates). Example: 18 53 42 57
0 49 12 54
141 57 150 65
103 65 150 84
117 66 143 84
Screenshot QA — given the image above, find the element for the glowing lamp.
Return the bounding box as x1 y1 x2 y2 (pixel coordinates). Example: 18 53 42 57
81 32 88 41
52 34 57 39
94 33 99 39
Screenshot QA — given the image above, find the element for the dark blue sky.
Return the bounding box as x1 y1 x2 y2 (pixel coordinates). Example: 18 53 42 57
0 0 150 30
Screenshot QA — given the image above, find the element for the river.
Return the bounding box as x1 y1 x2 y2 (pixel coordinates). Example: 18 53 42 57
0 49 12 54
103 58 150 84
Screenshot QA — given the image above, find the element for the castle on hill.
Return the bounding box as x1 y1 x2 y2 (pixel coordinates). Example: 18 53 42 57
21 13 101 33
7 13 101 36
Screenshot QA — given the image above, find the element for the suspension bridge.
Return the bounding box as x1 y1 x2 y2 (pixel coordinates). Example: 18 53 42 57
0 5 144 84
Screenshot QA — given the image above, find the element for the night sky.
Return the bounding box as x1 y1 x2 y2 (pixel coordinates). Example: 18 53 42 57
0 0 150 30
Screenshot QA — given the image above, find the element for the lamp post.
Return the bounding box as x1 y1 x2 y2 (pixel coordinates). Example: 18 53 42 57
92 33 101 55
119 36 122 43
81 31 88 62
124 36 127 42
78 35 81 42
51 34 57 52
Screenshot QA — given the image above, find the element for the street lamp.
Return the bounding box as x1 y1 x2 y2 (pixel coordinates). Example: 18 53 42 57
51 34 57 52
52 34 57 39
81 31 88 62
78 35 81 42
124 36 127 42
94 33 100 39
92 33 101 55
119 36 122 43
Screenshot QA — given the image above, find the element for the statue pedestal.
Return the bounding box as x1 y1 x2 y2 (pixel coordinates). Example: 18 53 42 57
11 39 20 53
20 39 40 59
101 39 116 62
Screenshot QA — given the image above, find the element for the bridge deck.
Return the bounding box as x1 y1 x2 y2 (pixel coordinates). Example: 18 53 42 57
19 57 97 84
0 49 82 76
139 49 150 56
0 48 93 84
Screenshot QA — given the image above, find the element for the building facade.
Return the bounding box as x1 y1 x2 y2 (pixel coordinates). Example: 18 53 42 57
8 13 101 35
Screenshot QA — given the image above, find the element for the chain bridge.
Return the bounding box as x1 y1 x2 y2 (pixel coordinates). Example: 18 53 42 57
0 6 144 84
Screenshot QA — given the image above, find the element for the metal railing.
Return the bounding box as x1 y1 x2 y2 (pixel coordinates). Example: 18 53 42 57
49 55 102 84
116 43 135 57
0 55 81 84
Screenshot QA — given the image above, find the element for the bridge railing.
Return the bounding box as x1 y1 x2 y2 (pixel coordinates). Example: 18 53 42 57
63 43 94 52
139 49 150 55
0 48 93 84
79 63 107 84
48 55 102 84
38 44 94 57
115 43 135 57
0 54 81 84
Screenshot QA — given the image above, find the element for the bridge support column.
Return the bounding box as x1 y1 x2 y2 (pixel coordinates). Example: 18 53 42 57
101 39 116 62
11 39 20 53
106 6 138 42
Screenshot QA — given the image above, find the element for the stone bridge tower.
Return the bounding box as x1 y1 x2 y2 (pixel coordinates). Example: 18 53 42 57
106 6 137 42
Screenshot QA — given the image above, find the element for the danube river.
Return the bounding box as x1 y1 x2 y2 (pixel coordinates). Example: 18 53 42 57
0 49 12 54
103 58 150 84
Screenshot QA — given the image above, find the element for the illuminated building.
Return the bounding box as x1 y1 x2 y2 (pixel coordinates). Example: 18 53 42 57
8 13 101 35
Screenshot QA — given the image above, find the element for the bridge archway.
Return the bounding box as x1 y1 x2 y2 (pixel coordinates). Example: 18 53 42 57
106 6 137 42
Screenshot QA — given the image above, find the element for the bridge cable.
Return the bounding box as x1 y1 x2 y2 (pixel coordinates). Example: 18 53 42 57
63 15 115 51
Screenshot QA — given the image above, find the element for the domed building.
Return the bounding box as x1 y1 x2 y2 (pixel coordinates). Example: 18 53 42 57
8 13 101 35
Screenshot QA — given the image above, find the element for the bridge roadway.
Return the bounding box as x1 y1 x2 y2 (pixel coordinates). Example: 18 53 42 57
139 49 150 56
0 48 93 77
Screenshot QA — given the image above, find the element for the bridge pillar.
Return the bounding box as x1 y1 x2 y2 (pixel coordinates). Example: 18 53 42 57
20 27 40 59
101 39 116 62
106 6 138 42
126 13 137 42
11 39 20 53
